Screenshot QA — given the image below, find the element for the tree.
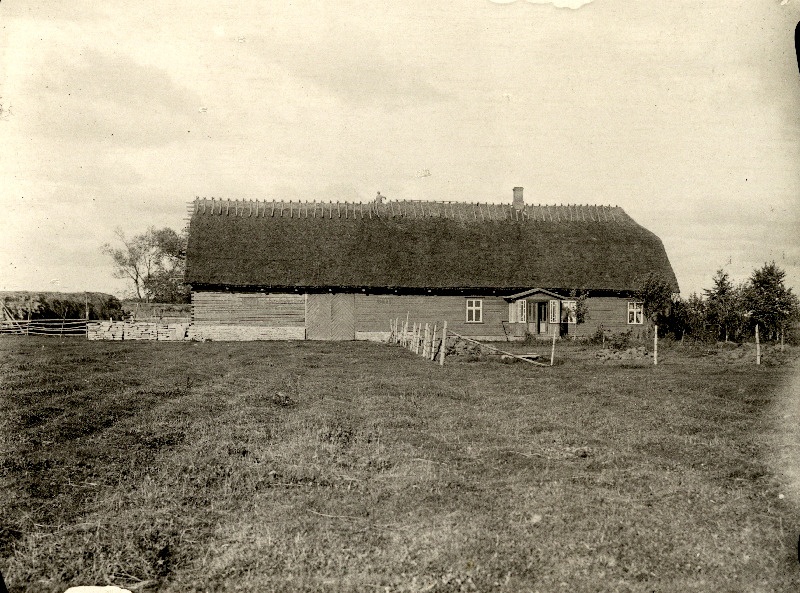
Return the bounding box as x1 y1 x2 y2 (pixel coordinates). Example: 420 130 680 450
103 227 189 303
569 289 589 325
142 228 190 303
703 269 740 342
743 262 800 341
682 293 710 340
635 273 674 327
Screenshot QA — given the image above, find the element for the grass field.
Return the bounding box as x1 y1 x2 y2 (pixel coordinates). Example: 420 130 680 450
1 336 799 592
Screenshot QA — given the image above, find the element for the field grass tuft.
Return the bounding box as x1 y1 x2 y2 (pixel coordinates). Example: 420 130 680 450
1 337 799 592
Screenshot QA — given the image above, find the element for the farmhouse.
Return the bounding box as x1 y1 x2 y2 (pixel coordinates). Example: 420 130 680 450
184 188 678 341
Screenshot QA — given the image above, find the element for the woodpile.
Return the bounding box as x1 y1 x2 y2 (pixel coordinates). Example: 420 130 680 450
87 322 190 341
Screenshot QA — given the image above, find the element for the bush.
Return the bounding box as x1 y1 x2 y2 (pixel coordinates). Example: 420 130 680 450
606 330 632 351
587 325 607 346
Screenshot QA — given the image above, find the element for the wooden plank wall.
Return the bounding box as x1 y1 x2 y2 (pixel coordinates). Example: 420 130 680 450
564 297 641 338
192 292 305 326
354 294 508 341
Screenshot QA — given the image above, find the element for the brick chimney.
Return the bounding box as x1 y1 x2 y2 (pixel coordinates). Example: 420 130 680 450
513 187 524 210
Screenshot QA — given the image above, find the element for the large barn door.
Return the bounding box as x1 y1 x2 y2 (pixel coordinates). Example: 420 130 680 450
306 294 332 340
305 293 354 340
330 294 355 341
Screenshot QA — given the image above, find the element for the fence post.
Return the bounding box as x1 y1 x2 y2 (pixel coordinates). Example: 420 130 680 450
550 327 557 366
653 324 658 366
430 324 438 361
423 323 430 358
756 324 761 365
439 321 447 366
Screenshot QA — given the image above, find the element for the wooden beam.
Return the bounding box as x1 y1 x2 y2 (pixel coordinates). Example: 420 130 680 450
448 331 547 366
439 321 447 366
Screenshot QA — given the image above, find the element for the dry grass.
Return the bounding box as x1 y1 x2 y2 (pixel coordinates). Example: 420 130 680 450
1 337 798 592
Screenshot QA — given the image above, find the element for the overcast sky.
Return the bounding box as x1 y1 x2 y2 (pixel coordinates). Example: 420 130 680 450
1 1 799 297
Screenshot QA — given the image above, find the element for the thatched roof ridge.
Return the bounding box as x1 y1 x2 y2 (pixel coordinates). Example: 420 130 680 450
190 197 628 223
186 197 679 293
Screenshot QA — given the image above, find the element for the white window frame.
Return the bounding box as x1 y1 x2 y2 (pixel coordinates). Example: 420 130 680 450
466 299 483 323
561 300 577 324
548 300 560 324
508 299 526 324
628 301 644 325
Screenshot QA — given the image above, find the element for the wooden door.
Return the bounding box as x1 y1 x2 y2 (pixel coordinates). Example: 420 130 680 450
305 293 354 340
537 302 548 334
330 294 355 340
306 294 331 340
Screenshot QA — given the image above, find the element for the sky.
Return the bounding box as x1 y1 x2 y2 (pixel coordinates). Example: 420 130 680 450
1 0 799 298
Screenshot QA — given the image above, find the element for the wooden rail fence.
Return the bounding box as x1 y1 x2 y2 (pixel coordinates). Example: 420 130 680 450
387 315 547 367
0 318 89 336
388 316 447 365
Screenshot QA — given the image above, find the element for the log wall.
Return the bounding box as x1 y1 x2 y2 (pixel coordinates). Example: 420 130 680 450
192 292 305 326
354 294 510 341
575 297 642 337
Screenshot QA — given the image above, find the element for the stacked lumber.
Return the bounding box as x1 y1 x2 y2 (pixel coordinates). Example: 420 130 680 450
87 321 191 341
87 322 125 340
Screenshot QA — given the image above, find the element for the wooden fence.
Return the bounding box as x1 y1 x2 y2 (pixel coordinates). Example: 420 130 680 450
0 318 191 340
387 315 547 367
0 318 89 336
388 317 447 365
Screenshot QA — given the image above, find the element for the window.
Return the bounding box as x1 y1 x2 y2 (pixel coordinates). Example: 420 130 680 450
509 300 526 323
628 302 643 325
561 300 577 324
466 299 483 323
548 300 560 324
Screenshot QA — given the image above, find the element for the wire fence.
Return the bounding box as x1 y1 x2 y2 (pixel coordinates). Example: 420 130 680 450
0 318 89 336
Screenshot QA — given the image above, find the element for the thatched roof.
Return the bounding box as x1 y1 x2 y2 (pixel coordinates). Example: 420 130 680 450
185 198 679 293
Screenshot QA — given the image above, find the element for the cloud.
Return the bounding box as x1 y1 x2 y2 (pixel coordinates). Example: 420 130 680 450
19 48 202 147
265 26 444 108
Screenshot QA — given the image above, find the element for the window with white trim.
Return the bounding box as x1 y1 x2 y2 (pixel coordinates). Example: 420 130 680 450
466 299 483 323
548 300 561 324
628 302 643 325
508 299 526 323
